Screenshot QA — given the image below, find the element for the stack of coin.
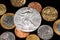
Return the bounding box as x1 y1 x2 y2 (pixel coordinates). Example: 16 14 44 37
26 34 40 40
53 19 60 36
28 2 42 12
14 28 29 38
10 0 26 7
1 13 15 30
0 32 15 40
37 25 53 40
14 7 41 32
41 6 58 21
0 4 7 15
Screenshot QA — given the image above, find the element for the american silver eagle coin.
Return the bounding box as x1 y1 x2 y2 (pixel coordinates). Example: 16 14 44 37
14 7 41 32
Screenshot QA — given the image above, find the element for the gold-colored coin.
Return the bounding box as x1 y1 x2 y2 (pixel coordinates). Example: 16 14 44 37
42 6 58 21
15 28 29 38
53 19 60 36
1 13 15 30
10 0 26 7
26 34 40 40
0 4 7 15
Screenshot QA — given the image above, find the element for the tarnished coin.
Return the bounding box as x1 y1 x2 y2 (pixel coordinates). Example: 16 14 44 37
28 2 42 12
1 13 15 30
14 7 41 32
0 4 7 15
15 28 29 38
26 34 40 40
42 6 58 21
10 0 26 7
37 25 53 40
53 19 60 36
0 32 15 40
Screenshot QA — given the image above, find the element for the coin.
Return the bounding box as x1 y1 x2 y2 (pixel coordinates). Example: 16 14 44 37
15 28 29 38
42 6 58 21
10 0 26 7
0 4 7 15
0 32 15 40
14 7 41 32
26 34 40 40
1 13 15 30
53 19 60 36
28 2 42 12
37 25 53 40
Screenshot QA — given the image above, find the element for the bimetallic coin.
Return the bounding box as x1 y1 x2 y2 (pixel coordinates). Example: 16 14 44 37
37 25 53 40
0 32 15 40
28 2 42 12
1 13 15 30
15 28 29 38
42 6 58 21
14 7 41 32
10 0 26 7
53 19 60 36
0 4 7 15
26 34 40 40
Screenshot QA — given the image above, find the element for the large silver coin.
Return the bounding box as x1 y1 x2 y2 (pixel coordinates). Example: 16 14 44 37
14 7 41 32
37 25 53 40
0 32 15 40
0 36 5 40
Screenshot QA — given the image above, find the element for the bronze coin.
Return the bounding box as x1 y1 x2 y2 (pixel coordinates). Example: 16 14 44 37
28 2 42 12
15 28 29 38
10 0 26 7
0 4 7 15
53 19 60 36
26 34 40 40
42 6 58 21
1 13 15 30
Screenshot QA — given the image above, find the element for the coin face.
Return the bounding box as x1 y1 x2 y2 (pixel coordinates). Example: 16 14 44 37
0 4 7 15
10 0 26 7
14 7 41 32
37 25 53 40
53 19 60 36
42 6 58 21
15 28 29 38
0 32 15 40
28 2 42 12
1 13 15 29
26 34 40 40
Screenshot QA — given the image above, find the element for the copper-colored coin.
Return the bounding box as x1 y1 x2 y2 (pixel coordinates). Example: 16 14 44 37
1 13 15 30
15 28 29 38
28 2 42 12
26 34 40 40
53 19 60 36
0 4 7 15
10 0 26 7
42 6 58 21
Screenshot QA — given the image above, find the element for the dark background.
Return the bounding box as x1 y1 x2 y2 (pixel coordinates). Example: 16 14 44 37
0 0 60 40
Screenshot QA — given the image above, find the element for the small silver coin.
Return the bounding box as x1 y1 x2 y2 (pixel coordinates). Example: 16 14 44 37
0 32 15 40
37 25 53 40
14 7 41 32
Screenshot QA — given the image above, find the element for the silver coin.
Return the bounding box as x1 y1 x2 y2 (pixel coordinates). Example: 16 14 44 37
0 36 5 40
37 25 53 40
0 32 15 40
14 7 41 32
